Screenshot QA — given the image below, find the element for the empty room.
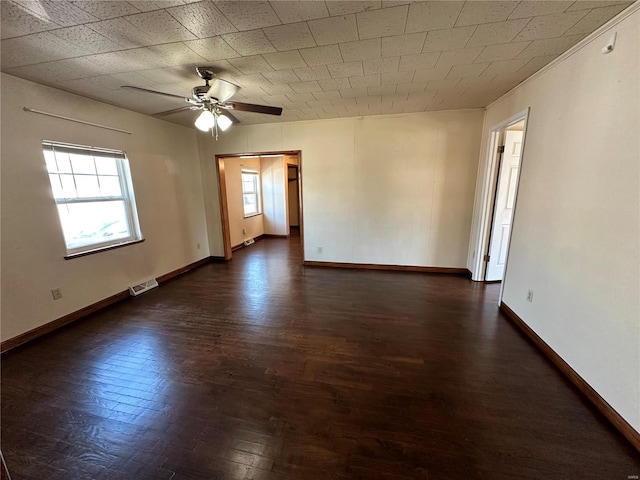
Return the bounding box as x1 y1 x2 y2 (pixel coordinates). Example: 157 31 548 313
1 1 639 479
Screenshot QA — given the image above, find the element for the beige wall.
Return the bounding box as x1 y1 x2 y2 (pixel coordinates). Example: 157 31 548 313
198 109 484 267
1 74 209 342
473 8 639 431
222 156 264 247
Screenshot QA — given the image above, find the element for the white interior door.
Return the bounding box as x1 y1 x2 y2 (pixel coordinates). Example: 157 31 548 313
486 129 523 281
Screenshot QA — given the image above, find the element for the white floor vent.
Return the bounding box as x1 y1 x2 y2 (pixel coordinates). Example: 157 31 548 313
129 279 159 296
244 238 255 246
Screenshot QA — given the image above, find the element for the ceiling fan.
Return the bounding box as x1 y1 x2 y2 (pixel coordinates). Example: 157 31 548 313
122 66 283 137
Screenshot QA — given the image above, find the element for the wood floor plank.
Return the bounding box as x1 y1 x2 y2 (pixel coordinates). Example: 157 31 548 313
1 232 639 479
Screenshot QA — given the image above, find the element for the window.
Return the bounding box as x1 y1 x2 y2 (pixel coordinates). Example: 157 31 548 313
241 170 261 217
43 141 143 257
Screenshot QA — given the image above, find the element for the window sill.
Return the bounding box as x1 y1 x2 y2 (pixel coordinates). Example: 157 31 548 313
243 213 262 219
64 238 145 260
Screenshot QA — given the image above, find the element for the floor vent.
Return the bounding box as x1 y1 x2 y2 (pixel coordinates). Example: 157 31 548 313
129 279 159 296
244 238 255 246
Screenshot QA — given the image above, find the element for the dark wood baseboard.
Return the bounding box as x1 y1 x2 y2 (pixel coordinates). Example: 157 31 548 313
499 302 640 452
303 260 470 276
0 290 130 354
232 234 266 251
1 256 217 354
233 234 290 251
156 256 212 284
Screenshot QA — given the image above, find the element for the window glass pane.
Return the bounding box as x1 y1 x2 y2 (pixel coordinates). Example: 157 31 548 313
57 201 131 250
243 194 257 216
55 152 72 173
49 174 63 198
59 174 77 199
98 176 122 197
70 153 96 175
44 150 58 173
75 175 101 198
95 157 119 176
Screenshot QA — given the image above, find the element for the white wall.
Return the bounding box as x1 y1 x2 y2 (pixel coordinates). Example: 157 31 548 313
261 156 288 236
1 74 209 342
198 109 484 267
222 156 264 246
471 8 639 432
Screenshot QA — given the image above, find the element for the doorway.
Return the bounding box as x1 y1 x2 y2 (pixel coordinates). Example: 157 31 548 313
215 151 303 261
470 109 529 289
485 121 524 281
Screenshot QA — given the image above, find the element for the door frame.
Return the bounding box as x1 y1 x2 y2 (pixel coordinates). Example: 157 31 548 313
215 150 303 261
471 108 529 293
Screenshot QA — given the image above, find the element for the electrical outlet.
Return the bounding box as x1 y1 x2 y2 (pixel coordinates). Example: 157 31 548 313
527 290 534 303
196 242 200 250
242 228 246 235
51 288 63 300
317 246 323 254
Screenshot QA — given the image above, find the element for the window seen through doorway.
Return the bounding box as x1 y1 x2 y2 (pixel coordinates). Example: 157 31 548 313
242 170 261 217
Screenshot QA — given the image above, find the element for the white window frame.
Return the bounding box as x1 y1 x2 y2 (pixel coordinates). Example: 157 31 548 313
43 141 143 258
241 170 261 218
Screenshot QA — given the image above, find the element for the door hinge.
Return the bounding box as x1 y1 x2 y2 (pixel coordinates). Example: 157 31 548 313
484 254 490 262
497 145 505 153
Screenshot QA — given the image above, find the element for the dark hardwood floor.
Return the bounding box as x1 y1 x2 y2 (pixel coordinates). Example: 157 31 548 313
1 233 638 479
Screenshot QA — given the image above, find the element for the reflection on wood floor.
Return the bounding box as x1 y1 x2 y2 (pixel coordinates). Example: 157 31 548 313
2 233 638 479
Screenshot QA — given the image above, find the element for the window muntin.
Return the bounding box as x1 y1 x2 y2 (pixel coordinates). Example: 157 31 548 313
43 142 143 256
241 170 261 217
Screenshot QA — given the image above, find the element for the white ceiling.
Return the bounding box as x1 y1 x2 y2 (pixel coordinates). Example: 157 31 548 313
1 0 633 128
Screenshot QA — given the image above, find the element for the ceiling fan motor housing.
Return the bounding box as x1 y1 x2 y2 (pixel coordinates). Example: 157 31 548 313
192 85 211 102
195 66 215 81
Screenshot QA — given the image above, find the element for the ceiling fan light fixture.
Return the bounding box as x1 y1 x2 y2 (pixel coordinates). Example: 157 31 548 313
195 109 215 131
217 113 232 132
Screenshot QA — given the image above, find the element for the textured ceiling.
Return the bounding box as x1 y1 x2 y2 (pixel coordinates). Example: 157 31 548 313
1 0 633 128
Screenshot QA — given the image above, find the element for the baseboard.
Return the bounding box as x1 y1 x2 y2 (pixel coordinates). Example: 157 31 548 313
233 234 288 251
0 290 130 354
499 302 640 452
1 256 217 354
156 256 212 284
232 234 266 251
303 260 470 276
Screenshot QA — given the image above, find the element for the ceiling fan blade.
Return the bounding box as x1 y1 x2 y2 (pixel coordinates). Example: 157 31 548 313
229 102 283 116
121 85 188 101
153 106 195 117
206 78 239 103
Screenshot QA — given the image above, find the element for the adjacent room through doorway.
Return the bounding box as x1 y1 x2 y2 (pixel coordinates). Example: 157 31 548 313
215 151 302 260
